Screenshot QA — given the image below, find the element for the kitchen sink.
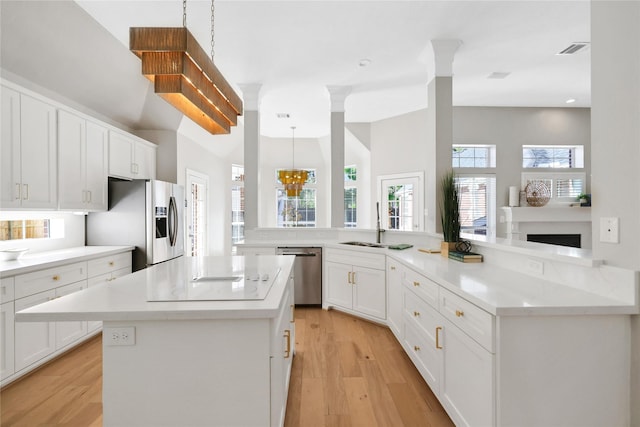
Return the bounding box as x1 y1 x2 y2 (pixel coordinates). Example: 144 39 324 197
340 241 387 248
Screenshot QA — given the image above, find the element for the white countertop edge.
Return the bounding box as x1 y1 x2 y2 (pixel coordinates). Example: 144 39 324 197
493 305 639 316
0 246 135 277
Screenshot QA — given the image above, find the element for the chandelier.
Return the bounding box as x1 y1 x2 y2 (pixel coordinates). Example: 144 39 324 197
129 0 242 134
278 127 308 197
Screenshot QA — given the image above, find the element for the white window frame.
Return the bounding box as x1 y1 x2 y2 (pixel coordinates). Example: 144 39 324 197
455 174 496 238
377 171 424 232
522 145 584 169
521 172 586 205
344 165 357 228
452 144 496 168
231 164 244 245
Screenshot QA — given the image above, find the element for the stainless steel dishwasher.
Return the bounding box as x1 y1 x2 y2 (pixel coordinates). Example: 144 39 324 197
276 247 322 305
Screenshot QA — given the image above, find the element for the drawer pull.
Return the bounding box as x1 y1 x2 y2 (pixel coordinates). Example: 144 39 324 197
455 310 464 317
413 345 421 351
390 266 396 270
436 326 443 349
109 261 115 267
52 275 60 281
413 281 420 287
290 304 295 323
413 311 420 317
284 329 291 358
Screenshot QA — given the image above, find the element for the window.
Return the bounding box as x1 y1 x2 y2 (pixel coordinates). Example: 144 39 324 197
522 172 586 203
456 175 496 237
344 166 357 228
231 165 244 244
0 219 50 241
452 145 496 168
378 172 424 232
276 189 316 227
522 145 584 168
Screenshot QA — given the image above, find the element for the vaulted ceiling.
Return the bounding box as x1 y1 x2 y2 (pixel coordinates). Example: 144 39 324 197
1 1 590 140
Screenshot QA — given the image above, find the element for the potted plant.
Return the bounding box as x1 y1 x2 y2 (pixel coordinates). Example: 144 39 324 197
440 170 461 257
577 193 591 206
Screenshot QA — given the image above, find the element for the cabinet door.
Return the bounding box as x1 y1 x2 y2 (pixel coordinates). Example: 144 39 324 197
58 109 85 209
84 121 108 211
270 286 293 427
0 301 15 380
133 141 156 179
0 86 21 208
440 319 494 427
19 94 57 209
352 265 386 319
55 281 88 349
386 260 402 337
108 131 134 179
14 290 56 371
324 261 353 309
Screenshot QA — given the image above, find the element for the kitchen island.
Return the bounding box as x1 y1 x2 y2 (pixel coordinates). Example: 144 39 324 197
16 255 296 427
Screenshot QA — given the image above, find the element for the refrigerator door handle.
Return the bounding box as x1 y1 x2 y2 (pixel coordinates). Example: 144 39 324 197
169 196 177 247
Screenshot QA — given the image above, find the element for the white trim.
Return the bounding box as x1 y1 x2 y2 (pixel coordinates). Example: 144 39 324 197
377 171 425 232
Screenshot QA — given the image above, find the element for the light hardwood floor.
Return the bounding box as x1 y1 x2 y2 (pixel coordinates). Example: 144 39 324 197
0 308 453 427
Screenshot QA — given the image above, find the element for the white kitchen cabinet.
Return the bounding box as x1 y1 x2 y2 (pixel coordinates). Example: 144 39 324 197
270 280 295 427
324 248 386 321
1 86 57 209
400 265 495 427
109 130 156 180
55 281 88 349
14 289 56 372
58 109 108 211
0 301 15 381
86 252 132 333
386 258 402 337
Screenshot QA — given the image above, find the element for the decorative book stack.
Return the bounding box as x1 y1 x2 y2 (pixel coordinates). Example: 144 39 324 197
448 251 483 263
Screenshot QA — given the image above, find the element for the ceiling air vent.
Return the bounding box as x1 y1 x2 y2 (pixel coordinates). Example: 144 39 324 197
557 42 590 55
276 113 290 119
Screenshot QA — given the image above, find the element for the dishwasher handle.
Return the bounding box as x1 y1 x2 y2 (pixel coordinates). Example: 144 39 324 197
278 251 317 257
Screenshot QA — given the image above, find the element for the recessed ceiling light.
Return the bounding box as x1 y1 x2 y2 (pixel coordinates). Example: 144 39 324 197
358 58 372 67
566 98 576 104
276 113 290 119
487 72 511 79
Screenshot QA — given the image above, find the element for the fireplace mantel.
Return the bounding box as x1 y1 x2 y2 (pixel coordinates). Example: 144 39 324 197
501 206 592 247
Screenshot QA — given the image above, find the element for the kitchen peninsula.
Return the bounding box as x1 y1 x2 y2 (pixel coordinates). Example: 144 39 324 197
16 255 296 427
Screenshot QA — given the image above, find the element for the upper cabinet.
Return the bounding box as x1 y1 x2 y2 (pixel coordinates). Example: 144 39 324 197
58 110 108 211
109 131 156 180
1 86 57 209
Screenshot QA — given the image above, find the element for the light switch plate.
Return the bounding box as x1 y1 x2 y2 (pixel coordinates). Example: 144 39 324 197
600 217 619 243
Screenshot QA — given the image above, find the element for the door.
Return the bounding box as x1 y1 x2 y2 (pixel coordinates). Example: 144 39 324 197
149 180 171 265
169 183 185 259
324 262 352 309
1 86 21 208
186 169 208 256
379 173 423 232
58 110 85 209
85 121 108 210
351 265 386 319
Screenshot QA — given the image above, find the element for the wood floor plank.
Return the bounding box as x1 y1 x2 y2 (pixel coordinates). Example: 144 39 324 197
358 359 406 427
299 377 327 427
343 377 380 427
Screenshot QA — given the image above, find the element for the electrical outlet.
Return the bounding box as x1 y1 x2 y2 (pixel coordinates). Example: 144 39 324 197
527 258 544 275
600 217 619 243
104 326 136 346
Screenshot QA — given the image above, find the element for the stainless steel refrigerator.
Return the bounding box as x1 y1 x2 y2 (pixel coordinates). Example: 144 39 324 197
86 179 185 271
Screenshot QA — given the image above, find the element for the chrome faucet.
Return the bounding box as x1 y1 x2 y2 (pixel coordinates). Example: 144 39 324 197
376 202 385 244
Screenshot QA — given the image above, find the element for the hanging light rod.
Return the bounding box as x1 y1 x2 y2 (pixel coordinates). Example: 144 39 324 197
130 27 243 135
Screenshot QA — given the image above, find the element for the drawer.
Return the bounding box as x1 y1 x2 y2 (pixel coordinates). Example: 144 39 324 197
439 288 494 352
325 248 385 270
403 287 440 341
15 262 87 300
402 266 439 310
403 318 442 391
88 252 132 278
0 277 15 303
87 267 131 287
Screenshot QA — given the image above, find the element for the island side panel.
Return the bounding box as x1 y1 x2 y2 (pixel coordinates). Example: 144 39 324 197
495 314 631 427
102 318 271 427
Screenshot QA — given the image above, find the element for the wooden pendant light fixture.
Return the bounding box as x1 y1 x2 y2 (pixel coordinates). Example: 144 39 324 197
129 1 242 134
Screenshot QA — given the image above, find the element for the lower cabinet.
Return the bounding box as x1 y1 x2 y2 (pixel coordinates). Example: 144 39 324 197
399 264 495 427
2 249 133 386
324 248 386 320
386 258 402 337
270 277 295 427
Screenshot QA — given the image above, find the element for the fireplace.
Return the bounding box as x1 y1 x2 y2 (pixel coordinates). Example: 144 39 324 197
527 234 581 248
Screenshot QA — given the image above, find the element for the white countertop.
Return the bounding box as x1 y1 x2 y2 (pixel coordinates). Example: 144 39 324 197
0 246 135 277
16 255 295 322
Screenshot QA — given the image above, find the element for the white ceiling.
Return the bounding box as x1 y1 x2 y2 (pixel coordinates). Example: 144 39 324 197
3 1 591 139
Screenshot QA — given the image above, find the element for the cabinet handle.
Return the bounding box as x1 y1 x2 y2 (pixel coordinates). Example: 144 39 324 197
455 310 464 317
413 281 420 287
23 184 29 200
414 345 421 351
436 326 443 349
352 272 356 285
347 271 352 284
413 311 420 317
87 190 92 203
15 183 21 200
284 329 291 358
52 275 60 281
290 304 295 323
109 261 115 267
390 266 396 270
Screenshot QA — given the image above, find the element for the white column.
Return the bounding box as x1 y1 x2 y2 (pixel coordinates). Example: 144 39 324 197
240 84 262 230
590 3 640 426
327 86 351 228
425 40 461 234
